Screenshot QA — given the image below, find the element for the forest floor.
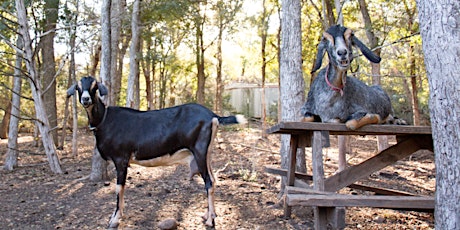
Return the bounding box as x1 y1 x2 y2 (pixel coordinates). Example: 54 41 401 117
0 121 435 230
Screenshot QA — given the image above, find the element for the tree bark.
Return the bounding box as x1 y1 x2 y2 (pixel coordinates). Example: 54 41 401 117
110 0 124 105
195 7 206 104
15 0 62 174
0 101 11 139
40 0 59 146
404 0 421 126
3 37 23 171
416 0 460 229
126 0 141 109
90 0 112 181
280 0 306 191
358 0 389 151
260 0 269 138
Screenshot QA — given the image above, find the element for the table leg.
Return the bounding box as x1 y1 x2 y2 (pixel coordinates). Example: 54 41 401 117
312 131 345 229
284 134 299 218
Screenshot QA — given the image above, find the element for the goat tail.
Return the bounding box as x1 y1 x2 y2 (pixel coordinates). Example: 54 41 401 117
217 114 247 125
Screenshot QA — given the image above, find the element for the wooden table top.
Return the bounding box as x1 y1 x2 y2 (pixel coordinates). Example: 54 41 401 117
266 122 432 136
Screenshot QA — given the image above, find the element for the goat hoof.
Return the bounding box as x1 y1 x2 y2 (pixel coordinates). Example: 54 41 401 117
301 116 315 122
204 218 215 227
345 120 358 130
107 221 119 229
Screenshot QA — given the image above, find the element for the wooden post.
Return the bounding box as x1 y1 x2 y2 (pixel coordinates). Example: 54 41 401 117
284 135 299 218
312 131 345 229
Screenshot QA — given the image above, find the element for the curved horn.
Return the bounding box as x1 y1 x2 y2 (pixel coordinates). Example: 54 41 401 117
311 39 328 73
351 36 381 63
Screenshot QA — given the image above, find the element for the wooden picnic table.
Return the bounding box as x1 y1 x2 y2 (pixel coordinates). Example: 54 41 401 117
265 122 434 230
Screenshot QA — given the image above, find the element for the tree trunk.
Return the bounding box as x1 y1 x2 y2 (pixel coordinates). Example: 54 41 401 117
90 44 101 77
59 9 78 150
15 0 62 174
90 0 112 181
3 37 23 171
0 101 11 139
416 0 460 229
215 21 223 114
279 0 306 190
358 0 389 151
408 44 421 126
260 0 269 138
195 15 206 104
403 0 421 126
40 0 59 146
126 0 141 109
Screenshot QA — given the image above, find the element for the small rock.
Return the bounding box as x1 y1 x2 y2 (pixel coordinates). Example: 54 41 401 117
158 218 178 230
373 216 385 223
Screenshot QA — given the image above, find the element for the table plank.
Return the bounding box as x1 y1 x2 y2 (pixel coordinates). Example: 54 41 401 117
266 122 432 136
287 194 434 210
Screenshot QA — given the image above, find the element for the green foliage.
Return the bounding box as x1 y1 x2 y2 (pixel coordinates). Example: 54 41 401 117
0 0 431 132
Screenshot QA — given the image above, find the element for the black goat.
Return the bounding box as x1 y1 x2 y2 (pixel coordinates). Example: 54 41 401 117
301 25 394 130
67 76 246 228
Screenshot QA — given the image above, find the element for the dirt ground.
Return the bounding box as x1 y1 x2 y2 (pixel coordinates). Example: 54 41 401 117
0 122 435 230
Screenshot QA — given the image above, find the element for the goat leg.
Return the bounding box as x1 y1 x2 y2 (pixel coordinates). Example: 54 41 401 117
346 113 381 130
108 184 125 228
301 113 321 122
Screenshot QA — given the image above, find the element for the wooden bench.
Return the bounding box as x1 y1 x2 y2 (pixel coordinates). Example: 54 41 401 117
266 122 434 230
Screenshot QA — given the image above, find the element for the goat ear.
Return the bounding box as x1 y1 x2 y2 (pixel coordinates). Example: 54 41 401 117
67 84 77 98
351 36 381 63
312 39 328 73
97 82 108 96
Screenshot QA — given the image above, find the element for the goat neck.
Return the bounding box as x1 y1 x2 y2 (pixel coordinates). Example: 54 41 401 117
325 64 347 96
85 96 107 130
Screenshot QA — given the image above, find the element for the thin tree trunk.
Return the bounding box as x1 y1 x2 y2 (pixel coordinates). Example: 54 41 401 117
15 0 62 174
90 0 112 181
40 0 59 146
416 1 460 228
260 0 269 138
403 0 421 126
3 37 23 171
126 0 141 109
59 16 77 151
90 44 101 76
215 22 223 114
358 0 388 151
0 101 12 139
195 15 206 104
141 40 153 110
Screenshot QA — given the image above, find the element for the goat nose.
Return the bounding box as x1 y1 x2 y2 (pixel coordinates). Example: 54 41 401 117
337 49 348 57
82 97 90 102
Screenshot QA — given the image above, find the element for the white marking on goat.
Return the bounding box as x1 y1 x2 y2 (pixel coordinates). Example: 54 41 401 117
130 149 193 167
235 114 248 124
203 117 219 226
335 37 348 56
81 90 91 104
108 184 124 228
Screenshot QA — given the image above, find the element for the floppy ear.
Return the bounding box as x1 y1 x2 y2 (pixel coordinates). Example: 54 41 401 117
97 82 108 96
351 36 381 63
311 39 328 73
67 84 77 98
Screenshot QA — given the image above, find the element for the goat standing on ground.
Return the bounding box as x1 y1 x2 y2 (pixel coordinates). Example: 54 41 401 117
67 76 246 228
301 25 394 130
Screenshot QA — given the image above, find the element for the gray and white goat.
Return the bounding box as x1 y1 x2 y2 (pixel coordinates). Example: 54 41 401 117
301 25 394 130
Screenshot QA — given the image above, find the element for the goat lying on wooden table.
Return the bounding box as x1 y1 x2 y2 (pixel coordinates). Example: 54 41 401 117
67 76 246 228
301 25 397 130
